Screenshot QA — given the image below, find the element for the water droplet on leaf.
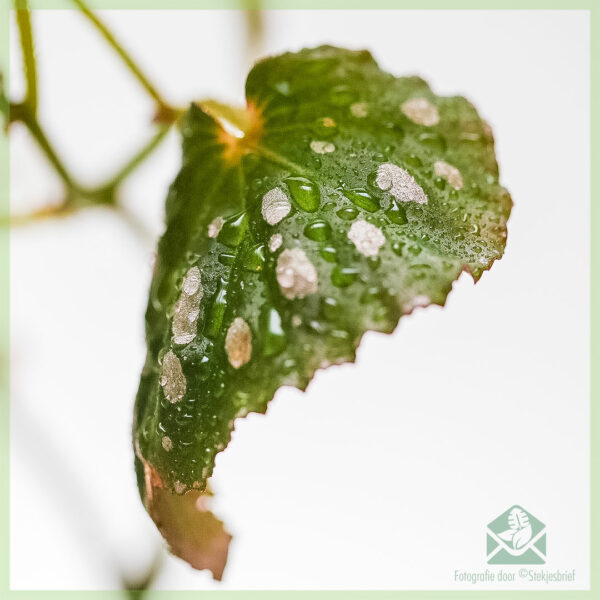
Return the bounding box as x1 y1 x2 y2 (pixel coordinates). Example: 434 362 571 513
285 177 321 212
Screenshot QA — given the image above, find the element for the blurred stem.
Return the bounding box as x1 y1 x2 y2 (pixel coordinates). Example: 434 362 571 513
14 2 37 115
242 0 264 68
11 101 79 193
122 547 165 598
71 0 176 123
7 99 173 222
6 2 248 231
89 125 172 197
6 3 179 229
0 73 9 128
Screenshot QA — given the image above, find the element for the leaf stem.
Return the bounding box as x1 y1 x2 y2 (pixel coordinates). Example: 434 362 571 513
92 125 171 194
5 3 178 227
14 2 38 114
255 144 309 177
0 72 11 129
12 101 79 192
71 0 175 121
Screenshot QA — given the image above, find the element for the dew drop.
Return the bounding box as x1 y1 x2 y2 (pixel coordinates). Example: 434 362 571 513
274 80 291 96
243 244 266 272
320 245 338 263
360 286 382 304
198 355 211 381
206 279 228 338
367 256 381 270
418 131 447 153
260 306 286 357
331 266 360 287
304 220 332 242
218 211 249 247
434 176 446 190
405 154 423 168
343 188 380 213
392 241 405 256
337 206 359 221
322 296 340 320
386 200 408 224
285 177 321 212
218 252 235 266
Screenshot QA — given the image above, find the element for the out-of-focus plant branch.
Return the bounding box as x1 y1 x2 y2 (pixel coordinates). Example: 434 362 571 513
14 6 37 114
71 0 177 124
4 0 181 232
4 0 265 233
242 0 264 69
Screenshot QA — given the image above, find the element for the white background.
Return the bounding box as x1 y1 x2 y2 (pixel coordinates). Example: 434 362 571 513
9 9 590 591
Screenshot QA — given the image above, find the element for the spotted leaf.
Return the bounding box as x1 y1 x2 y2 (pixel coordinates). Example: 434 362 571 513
133 46 512 576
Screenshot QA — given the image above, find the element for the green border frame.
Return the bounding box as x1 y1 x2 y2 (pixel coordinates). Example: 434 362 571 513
1 2 595 598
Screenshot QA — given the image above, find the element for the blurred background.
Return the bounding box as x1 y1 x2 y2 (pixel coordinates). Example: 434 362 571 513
8 9 590 591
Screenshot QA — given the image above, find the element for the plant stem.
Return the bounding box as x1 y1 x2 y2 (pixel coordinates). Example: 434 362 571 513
14 2 37 114
6 3 178 226
242 1 264 69
71 0 175 121
12 102 80 193
97 125 171 193
0 73 10 128
5 110 174 223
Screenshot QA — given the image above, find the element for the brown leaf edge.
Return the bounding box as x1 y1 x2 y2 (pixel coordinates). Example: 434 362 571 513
136 443 232 581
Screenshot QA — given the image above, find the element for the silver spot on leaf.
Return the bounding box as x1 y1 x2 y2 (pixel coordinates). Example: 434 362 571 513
276 248 318 300
434 160 463 190
261 187 291 225
269 233 283 252
350 102 368 118
208 215 225 238
401 97 439 126
160 350 186 403
173 266 203 345
376 163 428 204
162 436 173 452
173 480 187 494
348 219 386 257
310 140 335 154
225 317 252 369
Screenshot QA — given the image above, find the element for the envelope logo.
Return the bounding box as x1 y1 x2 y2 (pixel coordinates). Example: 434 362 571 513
487 505 546 564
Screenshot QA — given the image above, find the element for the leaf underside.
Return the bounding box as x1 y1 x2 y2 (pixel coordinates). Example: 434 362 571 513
133 46 512 576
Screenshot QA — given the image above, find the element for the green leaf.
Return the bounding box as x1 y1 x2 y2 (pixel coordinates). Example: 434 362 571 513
133 46 512 574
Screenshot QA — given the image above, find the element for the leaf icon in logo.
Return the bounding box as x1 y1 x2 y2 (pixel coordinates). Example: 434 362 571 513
508 507 530 530
513 524 533 549
498 507 533 550
498 529 516 542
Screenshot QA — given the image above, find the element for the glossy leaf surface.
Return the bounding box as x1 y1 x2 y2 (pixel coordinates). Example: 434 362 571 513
133 46 512 575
